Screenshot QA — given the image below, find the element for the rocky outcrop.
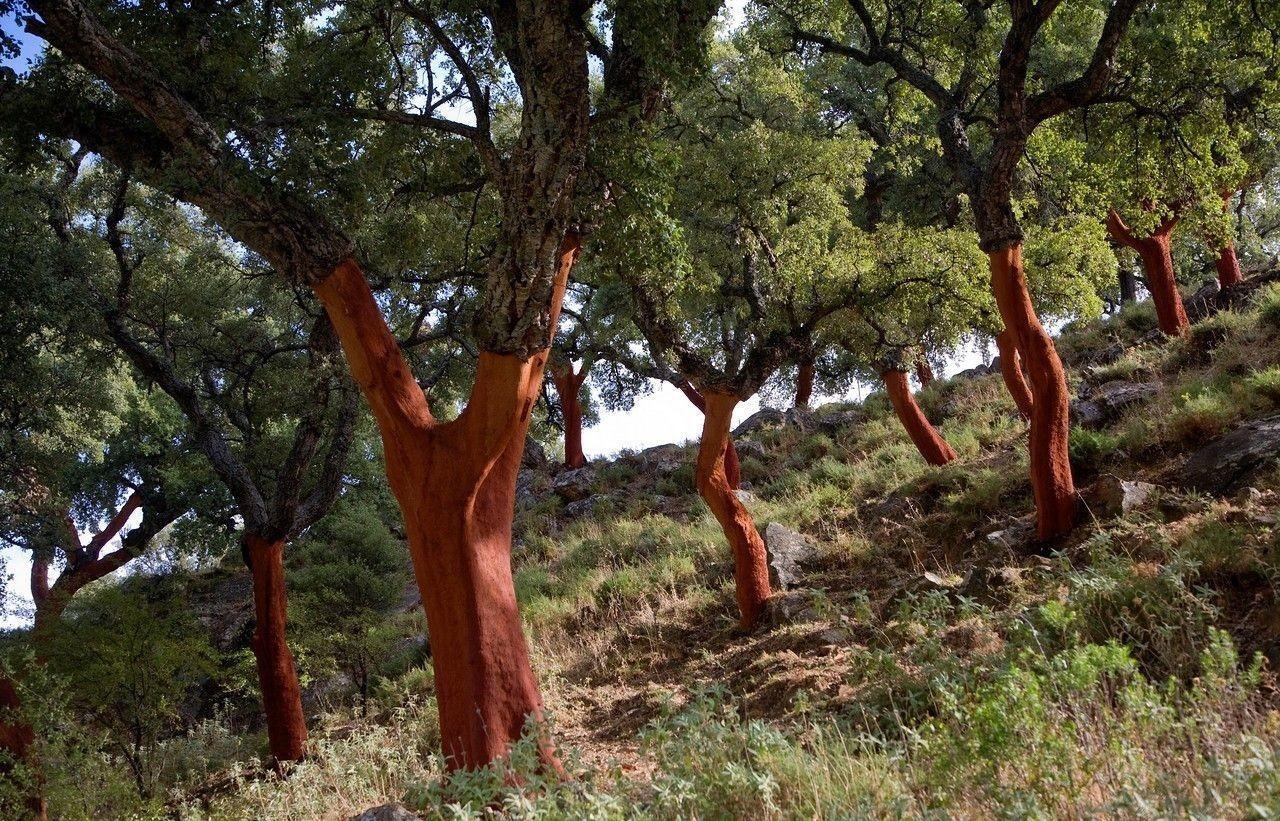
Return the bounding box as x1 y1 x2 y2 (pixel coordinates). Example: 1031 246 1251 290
350 804 419 821
552 466 598 502
1096 476 1157 515
764 523 816 590
1071 380 1160 429
1182 414 1280 495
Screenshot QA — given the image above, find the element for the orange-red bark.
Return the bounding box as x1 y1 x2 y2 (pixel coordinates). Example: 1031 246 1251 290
882 370 956 466
677 380 741 489
995 329 1034 421
1107 208 1189 336
989 246 1077 539
314 236 578 770
914 356 934 387
1215 191 1244 288
550 364 588 469
795 361 815 408
0 673 43 820
245 534 307 763
696 392 771 629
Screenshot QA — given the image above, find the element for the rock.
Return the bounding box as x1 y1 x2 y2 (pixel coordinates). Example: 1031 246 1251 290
763 522 816 589
735 489 758 505
957 565 1023 603
1182 414 1280 495
736 439 767 460
515 468 539 509
767 590 821 624
815 408 865 433
350 804 419 821
1185 278 1223 321
639 443 685 474
521 437 548 469
551 465 597 502
953 362 996 381
1088 340 1126 366
733 407 787 437
1070 399 1106 429
813 628 851 646
1073 380 1160 428
563 496 602 518
1097 476 1157 515
985 515 1037 551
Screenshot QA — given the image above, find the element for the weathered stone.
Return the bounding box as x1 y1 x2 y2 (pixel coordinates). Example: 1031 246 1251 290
350 804 419 821
985 515 1037 551
815 408 865 433
515 468 539 509
1182 414 1280 495
639 443 685 474
521 437 549 469
735 488 759 505
767 590 821 624
764 522 816 590
563 496 602 518
1097 476 1157 515
1070 399 1106 429
1185 278 1223 321
957 565 1023 603
733 407 787 437
1088 340 1126 366
736 439 767 460
552 465 597 502
1073 381 1160 429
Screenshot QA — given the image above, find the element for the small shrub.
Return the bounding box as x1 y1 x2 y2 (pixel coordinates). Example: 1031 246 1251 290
1168 389 1234 443
1256 282 1280 331
1069 428 1121 470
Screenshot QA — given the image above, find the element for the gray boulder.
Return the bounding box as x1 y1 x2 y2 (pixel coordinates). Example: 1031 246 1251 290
1185 278 1223 321
815 408 865 433
563 496 603 518
733 407 787 437
1097 476 1157 515
552 465 597 502
639 443 685 474
1182 414 1280 495
1072 380 1160 429
350 804 419 821
521 437 549 469
763 522 816 589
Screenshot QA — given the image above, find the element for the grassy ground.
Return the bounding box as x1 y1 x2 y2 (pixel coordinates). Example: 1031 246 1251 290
166 282 1280 818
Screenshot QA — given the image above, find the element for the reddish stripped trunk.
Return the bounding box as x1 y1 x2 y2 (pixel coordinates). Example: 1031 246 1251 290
1107 209 1189 336
1215 191 1243 288
882 370 956 466
314 236 578 770
995 329 1034 420
1215 245 1243 288
550 364 588 469
989 245 1077 539
0 673 43 820
794 361 815 408
245 534 307 763
914 356 935 387
696 392 771 629
677 380 741 489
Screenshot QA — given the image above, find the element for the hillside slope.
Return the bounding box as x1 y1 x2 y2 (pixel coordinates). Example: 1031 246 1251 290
187 276 1280 819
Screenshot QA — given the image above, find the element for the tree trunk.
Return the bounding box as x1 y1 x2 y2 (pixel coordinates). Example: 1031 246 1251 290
696 392 772 630
995 329 1034 421
989 246 1078 540
0 674 43 820
794 361 815 408
245 534 307 763
1118 263 1138 304
677 380 741 489
313 237 578 771
1215 244 1243 288
882 370 956 466
914 355 934 387
550 365 587 469
1107 209 1189 336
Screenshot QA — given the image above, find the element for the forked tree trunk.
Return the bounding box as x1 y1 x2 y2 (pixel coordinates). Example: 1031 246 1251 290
914 356 934 387
1118 263 1138 304
550 365 587 469
1107 209 1189 336
989 246 1077 540
244 534 307 763
0 674 43 820
696 392 772 630
677 381 741 489
995 329 1034 421
314 237 578 770
882 370 956 466
794 361 815 408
